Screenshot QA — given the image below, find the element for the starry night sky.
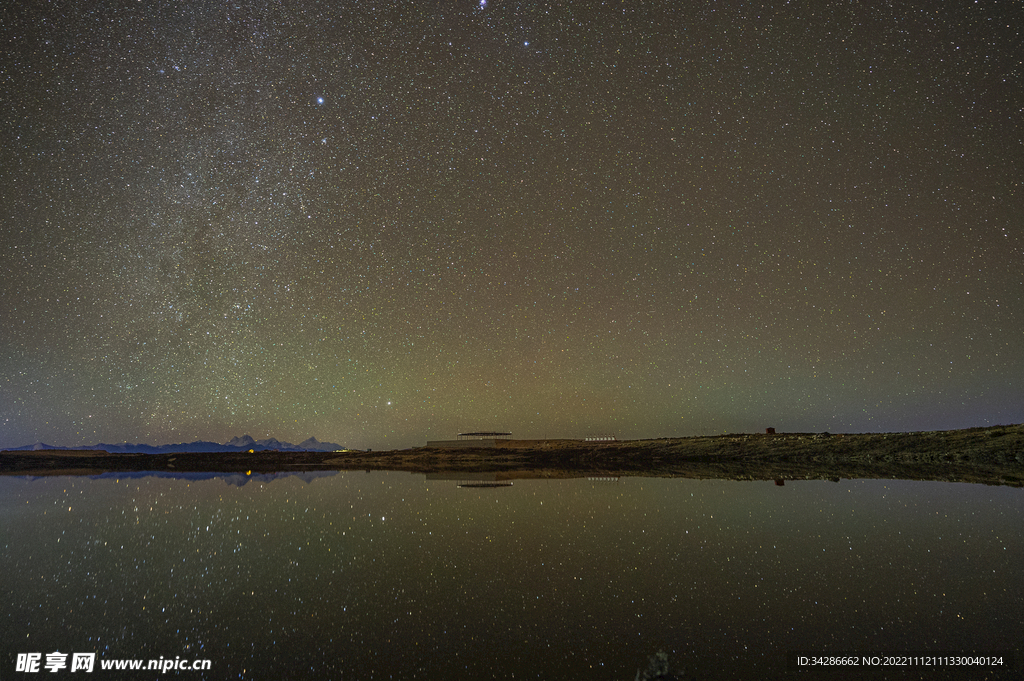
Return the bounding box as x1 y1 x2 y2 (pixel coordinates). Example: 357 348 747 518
2 1 1021 450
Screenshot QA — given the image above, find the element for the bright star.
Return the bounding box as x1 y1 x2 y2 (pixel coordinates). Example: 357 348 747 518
316 96 324 105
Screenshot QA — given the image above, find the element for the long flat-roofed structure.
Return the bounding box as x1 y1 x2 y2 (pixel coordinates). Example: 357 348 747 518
425 431 512 449
457 432 512 440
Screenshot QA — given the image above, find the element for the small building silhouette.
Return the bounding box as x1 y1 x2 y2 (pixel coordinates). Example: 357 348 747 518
765 427 776 435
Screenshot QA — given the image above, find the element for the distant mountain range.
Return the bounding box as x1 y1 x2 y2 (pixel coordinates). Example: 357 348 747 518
3 435 346 454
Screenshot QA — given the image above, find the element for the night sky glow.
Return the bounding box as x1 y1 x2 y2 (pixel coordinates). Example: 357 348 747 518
2 1 1021 450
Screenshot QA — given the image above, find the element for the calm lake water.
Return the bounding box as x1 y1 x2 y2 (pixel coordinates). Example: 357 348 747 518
1 471 1021 680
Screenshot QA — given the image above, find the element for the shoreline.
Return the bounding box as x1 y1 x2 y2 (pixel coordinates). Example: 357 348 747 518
2 424 1022 486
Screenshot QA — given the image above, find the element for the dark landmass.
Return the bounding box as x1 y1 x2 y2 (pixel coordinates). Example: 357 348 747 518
2 424 1022 486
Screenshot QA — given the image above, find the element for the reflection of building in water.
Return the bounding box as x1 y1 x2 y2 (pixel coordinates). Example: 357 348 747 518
425 472 620 486
424 472 514 488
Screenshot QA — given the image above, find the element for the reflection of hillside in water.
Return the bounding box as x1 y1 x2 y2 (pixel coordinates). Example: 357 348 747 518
38 470 340 487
